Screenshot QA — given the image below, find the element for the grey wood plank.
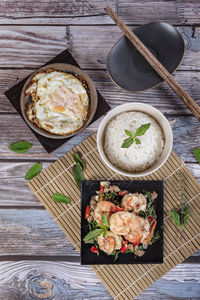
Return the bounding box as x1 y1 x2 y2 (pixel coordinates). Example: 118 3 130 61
0 25 199 70
0 208 198 258
1 115 200 162
0 209 78 256
1 69 200 114
0 0 199 25
0 261 199 299
0 161 199 207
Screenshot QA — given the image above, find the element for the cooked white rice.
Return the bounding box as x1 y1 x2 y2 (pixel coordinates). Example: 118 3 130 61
104 111 164 172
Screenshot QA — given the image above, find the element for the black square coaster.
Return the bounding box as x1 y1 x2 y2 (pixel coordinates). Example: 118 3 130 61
81 180 164 265
4 50 111 153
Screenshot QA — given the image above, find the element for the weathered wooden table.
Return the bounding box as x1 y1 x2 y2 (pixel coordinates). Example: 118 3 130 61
0 1 200 299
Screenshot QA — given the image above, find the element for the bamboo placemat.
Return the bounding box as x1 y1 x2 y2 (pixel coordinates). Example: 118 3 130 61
28 133 200 300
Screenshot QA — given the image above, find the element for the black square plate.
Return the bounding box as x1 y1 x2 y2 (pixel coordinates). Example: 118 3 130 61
81 180 164 265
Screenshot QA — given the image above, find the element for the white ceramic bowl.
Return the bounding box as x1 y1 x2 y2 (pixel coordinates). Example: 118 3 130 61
97 103 173 177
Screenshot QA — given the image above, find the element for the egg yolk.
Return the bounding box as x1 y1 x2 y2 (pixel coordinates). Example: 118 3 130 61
49 86 84 117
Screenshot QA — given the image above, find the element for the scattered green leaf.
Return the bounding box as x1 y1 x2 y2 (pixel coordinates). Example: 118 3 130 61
73 164 85 190
9 140 32 153
73 153 85 170
193 147 200 164
83 228 105 242
25 162 42 180
102 214 109 227
121 137 133 148
52 193 71 204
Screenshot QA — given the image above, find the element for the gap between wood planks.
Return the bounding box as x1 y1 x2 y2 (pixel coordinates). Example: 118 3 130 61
0 255 198 263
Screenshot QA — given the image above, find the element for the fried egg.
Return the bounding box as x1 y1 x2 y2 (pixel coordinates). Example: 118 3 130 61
25 69 89 135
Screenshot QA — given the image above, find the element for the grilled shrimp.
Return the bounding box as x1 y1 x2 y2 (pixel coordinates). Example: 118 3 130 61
121 193 147 213
110 211 150 246
124 218 150 246
110 211 142 235
93 201 115 224
97 231 123 255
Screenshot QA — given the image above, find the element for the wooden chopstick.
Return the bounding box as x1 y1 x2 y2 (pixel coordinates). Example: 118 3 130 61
105 6 200 121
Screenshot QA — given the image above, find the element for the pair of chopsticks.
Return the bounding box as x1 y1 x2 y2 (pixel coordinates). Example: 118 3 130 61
105 6 200 121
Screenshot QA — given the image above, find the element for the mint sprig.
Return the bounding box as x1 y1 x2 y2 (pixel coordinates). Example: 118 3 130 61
121 123 151 148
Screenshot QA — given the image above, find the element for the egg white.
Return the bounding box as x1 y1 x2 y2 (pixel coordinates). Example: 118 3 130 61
25 70 89 135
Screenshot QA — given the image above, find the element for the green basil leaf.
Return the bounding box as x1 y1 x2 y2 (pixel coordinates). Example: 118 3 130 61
103 230 107 238
135 137 141 145
125 130 133 138
98 223 108 230
73 153 85 171
193 147 200 164
102 214 109 227
139 211 146 218
151 231 161 244
121 137 133 148
183 212 190 226
73 164 85 190
83 228 104 242
138 243 144 250
168 211 181 226
25 162 42 180
52 193 71 204
9 140 32 153
114 250 120 261
135 123 151 136
124 249 135 254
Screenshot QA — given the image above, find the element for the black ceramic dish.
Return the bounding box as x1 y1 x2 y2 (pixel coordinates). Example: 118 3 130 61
81 180 164 265
107 21 185 92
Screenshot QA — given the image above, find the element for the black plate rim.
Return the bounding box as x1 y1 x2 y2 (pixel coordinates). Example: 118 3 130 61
106 21 185 93
81 179 164 265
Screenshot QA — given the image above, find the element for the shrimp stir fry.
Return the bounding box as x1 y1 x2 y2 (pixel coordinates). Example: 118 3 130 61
83 181 160 260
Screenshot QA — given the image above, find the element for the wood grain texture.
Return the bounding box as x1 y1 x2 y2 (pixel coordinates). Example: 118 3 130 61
2 69 200 114
0 26 199 70
0 1 200 298
0 262 199 300
0 162 199 207
0 0 199 25
1 115 200 162
0 209 78 256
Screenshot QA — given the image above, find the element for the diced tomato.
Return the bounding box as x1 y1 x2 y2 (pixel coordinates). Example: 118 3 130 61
136 204 139 209
91 245 98 253
118 190 128 197
148 216 155 223
110 206 124 214
121 241 128 253
100 185 104 192
132 239 141 246
85 205 90 219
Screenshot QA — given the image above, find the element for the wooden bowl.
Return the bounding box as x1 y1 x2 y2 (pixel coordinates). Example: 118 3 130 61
20 63 98 139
